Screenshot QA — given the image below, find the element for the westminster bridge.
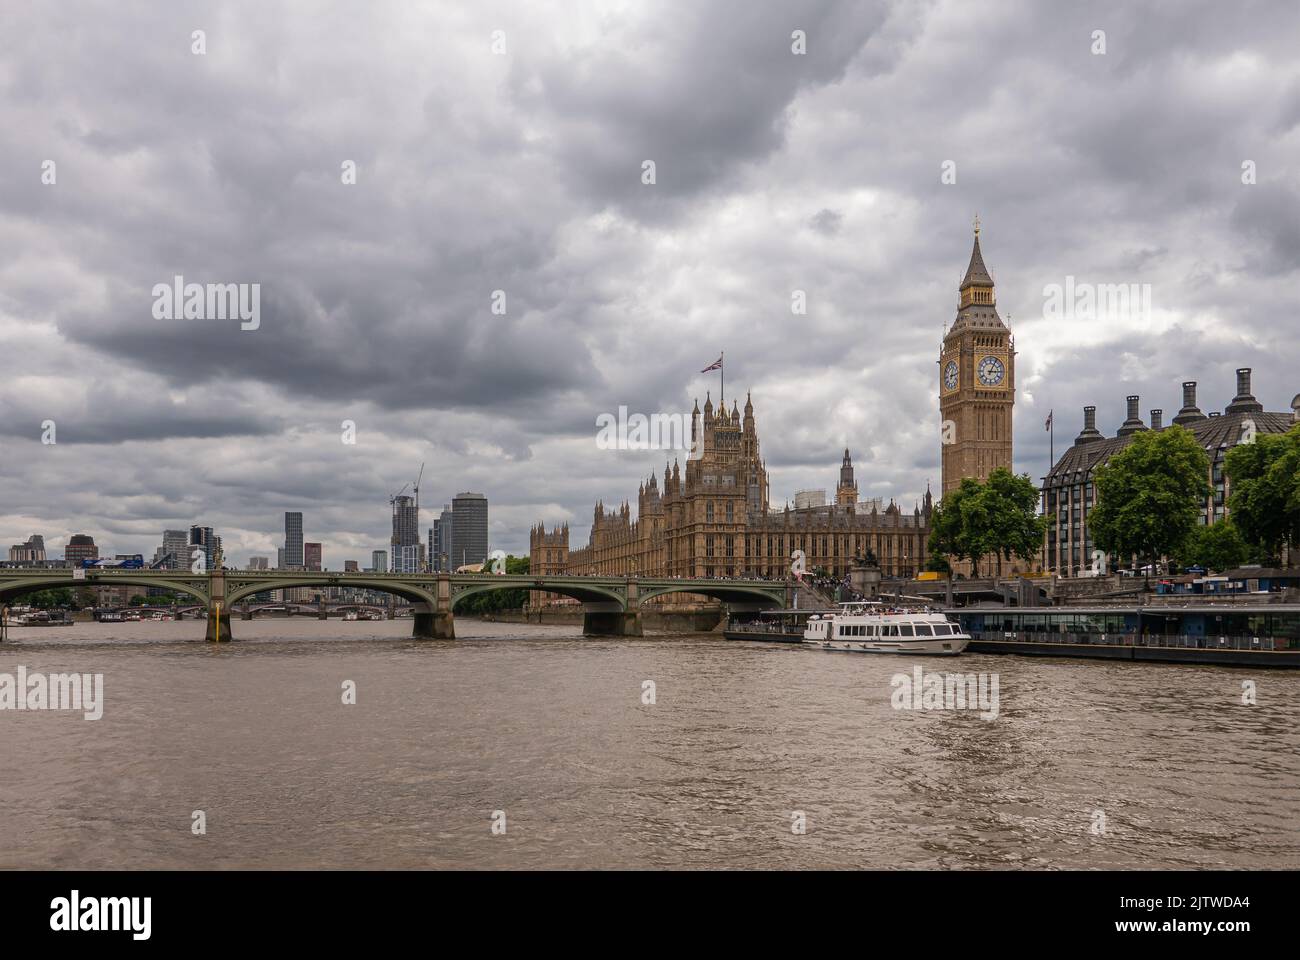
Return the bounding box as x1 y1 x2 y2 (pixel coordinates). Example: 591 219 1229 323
0 568 790 641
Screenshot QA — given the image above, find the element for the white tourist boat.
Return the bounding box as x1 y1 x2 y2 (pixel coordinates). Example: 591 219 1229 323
802 602 969 656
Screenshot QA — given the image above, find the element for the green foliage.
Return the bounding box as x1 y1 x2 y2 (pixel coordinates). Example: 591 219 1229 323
5 587 76 609
1175 519 1251 573
456 555 531 613
1225 425 1300 562
1090 425 1211 573
927 468 1046 578
923 552 952 575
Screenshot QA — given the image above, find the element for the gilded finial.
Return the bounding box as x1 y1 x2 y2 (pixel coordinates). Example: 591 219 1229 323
973 212 980 237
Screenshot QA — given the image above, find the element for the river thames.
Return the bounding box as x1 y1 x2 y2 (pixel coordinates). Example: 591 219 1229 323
2 619 1297 870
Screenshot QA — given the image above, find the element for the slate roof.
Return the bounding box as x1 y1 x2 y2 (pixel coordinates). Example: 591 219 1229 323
1046 408 1295 484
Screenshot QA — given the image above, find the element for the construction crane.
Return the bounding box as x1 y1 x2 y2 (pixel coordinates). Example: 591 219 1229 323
413 461 424 525
413 462 425 571
388 463 426 571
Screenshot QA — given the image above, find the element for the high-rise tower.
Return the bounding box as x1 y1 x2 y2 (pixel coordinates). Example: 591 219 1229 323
939 218 1015 497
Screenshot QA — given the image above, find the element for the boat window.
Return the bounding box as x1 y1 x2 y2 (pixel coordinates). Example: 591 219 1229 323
932 624 950 636
913 624 933 636
899 625 915 637
886 625 899 637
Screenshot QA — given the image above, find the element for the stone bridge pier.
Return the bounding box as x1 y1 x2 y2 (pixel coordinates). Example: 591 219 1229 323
581 601 643 637
205 571 232 642
411 576 456 640
583 578 642 636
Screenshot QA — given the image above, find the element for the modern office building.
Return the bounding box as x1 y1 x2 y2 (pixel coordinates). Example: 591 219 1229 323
435 505 453 571
8 535 46 563
304 542 322 571
451 493 489 570
283 512 304 569
152 529 189 569
64 534 99 569
371 550 388 574
390 495 420 571
189 526 221 570
247 556 271 570
344 560 359 573
393 543 422 574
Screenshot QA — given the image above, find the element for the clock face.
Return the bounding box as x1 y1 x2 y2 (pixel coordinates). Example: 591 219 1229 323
978 355 1005 386
943 360 958 391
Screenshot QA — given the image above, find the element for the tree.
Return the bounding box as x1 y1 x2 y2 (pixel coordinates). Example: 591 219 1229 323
1089 425 1210 576
457 555 531 613
927 468 1046 578
6 587 76 609
1225 425 1300 563
923 551 952 575
1176 519 1250 573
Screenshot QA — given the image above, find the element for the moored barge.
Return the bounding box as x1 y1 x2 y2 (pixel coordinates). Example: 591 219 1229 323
727 603 1300 667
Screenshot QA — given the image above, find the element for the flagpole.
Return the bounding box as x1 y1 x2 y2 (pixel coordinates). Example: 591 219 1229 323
721 351 724 406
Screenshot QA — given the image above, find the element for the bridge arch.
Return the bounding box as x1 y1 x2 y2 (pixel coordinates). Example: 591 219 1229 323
451 577 626 612
636 582 786 607
224 577 437 609
0 574 210 607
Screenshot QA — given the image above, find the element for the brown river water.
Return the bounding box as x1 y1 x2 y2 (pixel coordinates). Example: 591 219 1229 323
1 618 1297 869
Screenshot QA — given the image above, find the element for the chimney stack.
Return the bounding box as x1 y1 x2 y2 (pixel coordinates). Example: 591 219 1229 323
1226 367 1264 414
1075 405 1103 444
1173 380 1206 425
1117 395 1147 437
1150 409 1163 431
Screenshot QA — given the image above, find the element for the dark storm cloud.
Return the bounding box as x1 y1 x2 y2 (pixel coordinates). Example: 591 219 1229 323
510 0 888 218
1 0 1297 563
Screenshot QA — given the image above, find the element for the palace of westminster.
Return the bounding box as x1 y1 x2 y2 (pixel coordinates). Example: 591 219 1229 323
531 225 1300 586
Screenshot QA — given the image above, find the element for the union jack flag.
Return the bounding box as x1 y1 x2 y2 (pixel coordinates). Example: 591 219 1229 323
701 356 723 372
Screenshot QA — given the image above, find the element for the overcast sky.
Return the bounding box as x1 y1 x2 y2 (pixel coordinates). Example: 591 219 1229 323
2 0 1298 567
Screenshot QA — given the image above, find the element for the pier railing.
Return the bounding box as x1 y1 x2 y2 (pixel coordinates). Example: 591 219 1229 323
971 631 1296 652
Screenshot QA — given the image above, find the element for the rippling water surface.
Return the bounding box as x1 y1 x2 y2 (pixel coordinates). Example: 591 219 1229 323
2 618 1297 869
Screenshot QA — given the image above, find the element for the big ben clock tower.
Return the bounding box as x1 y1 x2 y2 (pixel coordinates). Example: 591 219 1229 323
939 217 1014 498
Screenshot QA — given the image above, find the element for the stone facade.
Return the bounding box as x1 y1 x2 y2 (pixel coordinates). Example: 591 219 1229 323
530 224 1029 592
530 393 934 601
939 224 1015 497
